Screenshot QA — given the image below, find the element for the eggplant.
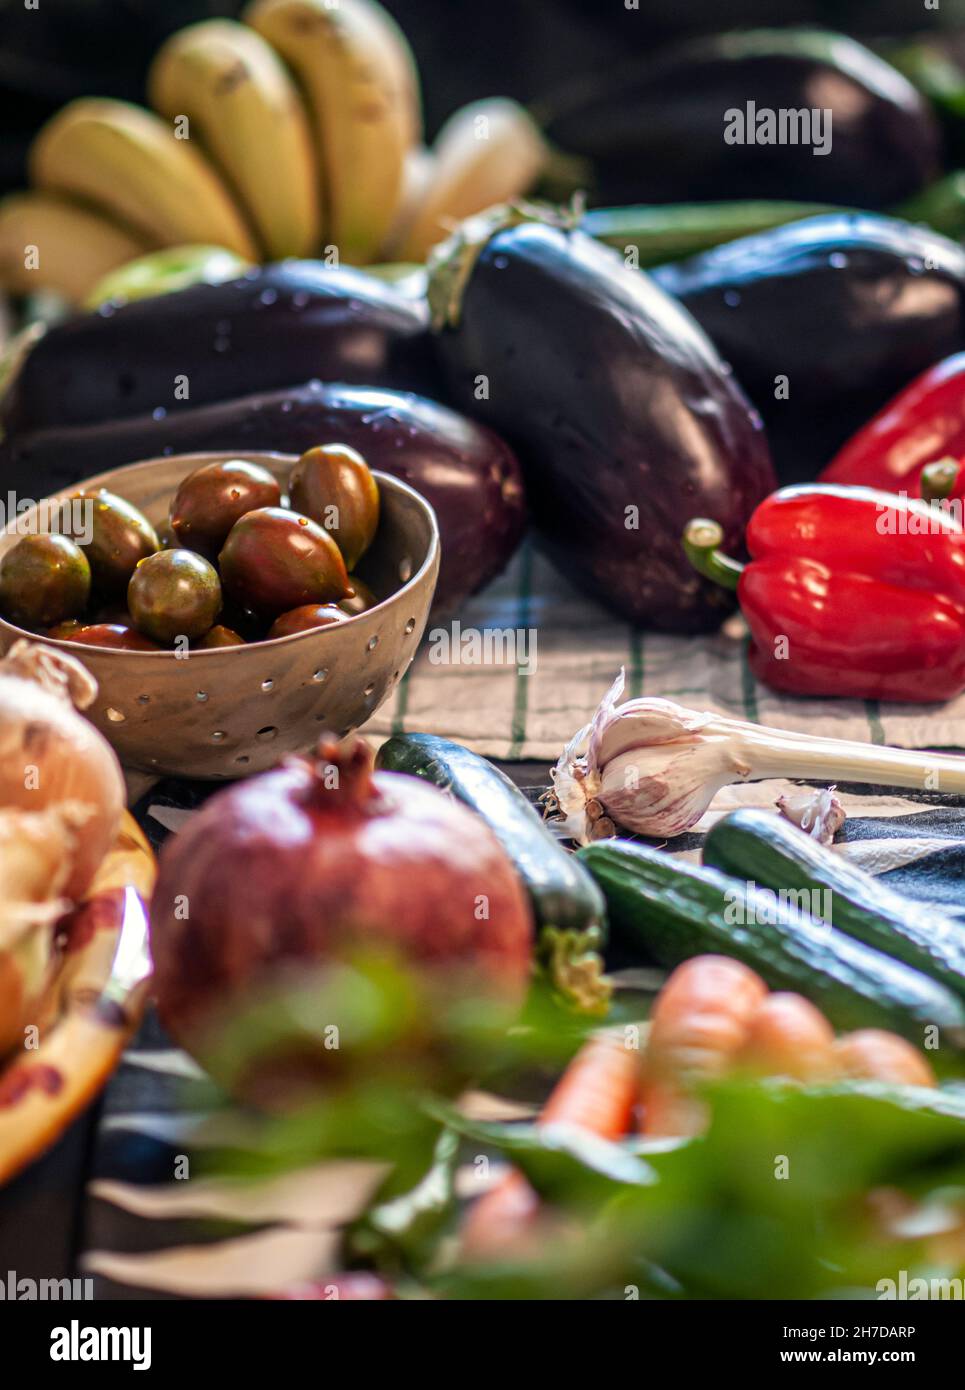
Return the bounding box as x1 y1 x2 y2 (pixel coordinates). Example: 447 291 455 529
0 262 440 436
652 213 965 476
0 382 525 616
428 212 775 632
538 29 941 210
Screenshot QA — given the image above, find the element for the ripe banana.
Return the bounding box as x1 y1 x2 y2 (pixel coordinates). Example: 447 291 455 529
380 145 436 259
149 19 322 260
245 0 421 265
0 192 149 305
30 98 259 260
395 99 547 262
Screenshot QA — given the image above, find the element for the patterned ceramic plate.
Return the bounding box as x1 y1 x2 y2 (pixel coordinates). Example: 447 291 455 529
0 812 156 1186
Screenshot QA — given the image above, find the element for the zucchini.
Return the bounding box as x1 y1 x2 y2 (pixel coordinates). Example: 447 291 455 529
703 809 965 1000
581 201 840 267
377 733 603 937
579 839 965 1047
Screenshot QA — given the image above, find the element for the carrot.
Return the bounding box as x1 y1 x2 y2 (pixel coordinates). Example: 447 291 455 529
740 992 836 1082
833 1030 936 1087
461 1030 642 1258
640 955 769 1136
539 1031 641 1134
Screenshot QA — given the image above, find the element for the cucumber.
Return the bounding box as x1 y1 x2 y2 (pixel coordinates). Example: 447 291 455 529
376 734 606 941
703 809 965 1000
579 840 965 1047
581 201 840 266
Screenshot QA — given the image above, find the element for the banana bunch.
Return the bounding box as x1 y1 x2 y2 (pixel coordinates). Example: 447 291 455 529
0 0 548 306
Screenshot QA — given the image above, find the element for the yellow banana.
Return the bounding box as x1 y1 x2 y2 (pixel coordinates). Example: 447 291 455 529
380 145 436 259
245 0 421 264
30 98 259 260
149 19 322 259
396 99 547 262
0 192 149 305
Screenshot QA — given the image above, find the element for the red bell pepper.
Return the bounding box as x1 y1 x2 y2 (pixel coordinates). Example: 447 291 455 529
684 485 965 703
821 353 965 501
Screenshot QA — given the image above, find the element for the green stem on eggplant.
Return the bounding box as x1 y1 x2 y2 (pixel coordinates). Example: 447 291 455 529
682 518 744 591
920 457 961 503
426 197 583 332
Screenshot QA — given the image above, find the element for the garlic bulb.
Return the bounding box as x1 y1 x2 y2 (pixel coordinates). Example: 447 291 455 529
552 671 965 843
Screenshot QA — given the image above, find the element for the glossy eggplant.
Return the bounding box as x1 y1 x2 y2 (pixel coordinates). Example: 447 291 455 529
653 214 965 475
0 382 526 616
539 29 941 210
0 261 439 435
429 213 774 631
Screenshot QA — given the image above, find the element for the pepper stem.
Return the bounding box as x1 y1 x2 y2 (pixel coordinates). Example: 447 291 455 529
682 518 744 591
920 457 961 504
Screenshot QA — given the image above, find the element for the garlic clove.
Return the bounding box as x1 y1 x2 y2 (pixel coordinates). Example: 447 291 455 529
597 740 740 838
776 786 846 846
593 698 714 768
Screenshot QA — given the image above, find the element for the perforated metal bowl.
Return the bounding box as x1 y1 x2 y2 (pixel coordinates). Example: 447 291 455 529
0 452 439 778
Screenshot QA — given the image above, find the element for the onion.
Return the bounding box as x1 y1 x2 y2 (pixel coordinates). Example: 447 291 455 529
0 640 125 900
149 737 533 1094
0 803 81 1056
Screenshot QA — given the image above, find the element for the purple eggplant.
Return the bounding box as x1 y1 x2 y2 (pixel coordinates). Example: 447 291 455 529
652 214 965 477
0 382 525 615
428 212 775 631
0 262 440 436
538 29 941 210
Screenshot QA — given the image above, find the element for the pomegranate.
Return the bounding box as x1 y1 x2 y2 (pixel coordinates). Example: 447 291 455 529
149 738 533 1099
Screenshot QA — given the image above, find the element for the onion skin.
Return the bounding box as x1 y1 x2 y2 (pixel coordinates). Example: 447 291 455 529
0 644 124 901
149 739 534 1079
0 804 78 1057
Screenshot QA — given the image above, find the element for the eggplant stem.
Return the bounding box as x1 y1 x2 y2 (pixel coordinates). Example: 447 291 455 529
682 518 744 591
920 457 961 504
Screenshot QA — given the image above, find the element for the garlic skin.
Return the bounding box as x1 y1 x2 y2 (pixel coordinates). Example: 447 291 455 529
551 671 965 843
776 787 846 847
596 740 743 838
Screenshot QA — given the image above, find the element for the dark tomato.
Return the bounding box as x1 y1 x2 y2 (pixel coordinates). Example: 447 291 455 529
267 604 347 638
339 575 379 616
194 624 246 648
288 445 380 570
218 506 351 615
49 622 161 651
128 548 222 644
170 458 281 558
72 489 159 595
0 533 91 627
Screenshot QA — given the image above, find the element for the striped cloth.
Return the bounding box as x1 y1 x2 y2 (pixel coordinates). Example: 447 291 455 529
365 543 965 759
79 773 965 1298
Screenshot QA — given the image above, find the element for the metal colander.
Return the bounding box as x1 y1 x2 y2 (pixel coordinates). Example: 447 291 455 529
0 452 439 778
